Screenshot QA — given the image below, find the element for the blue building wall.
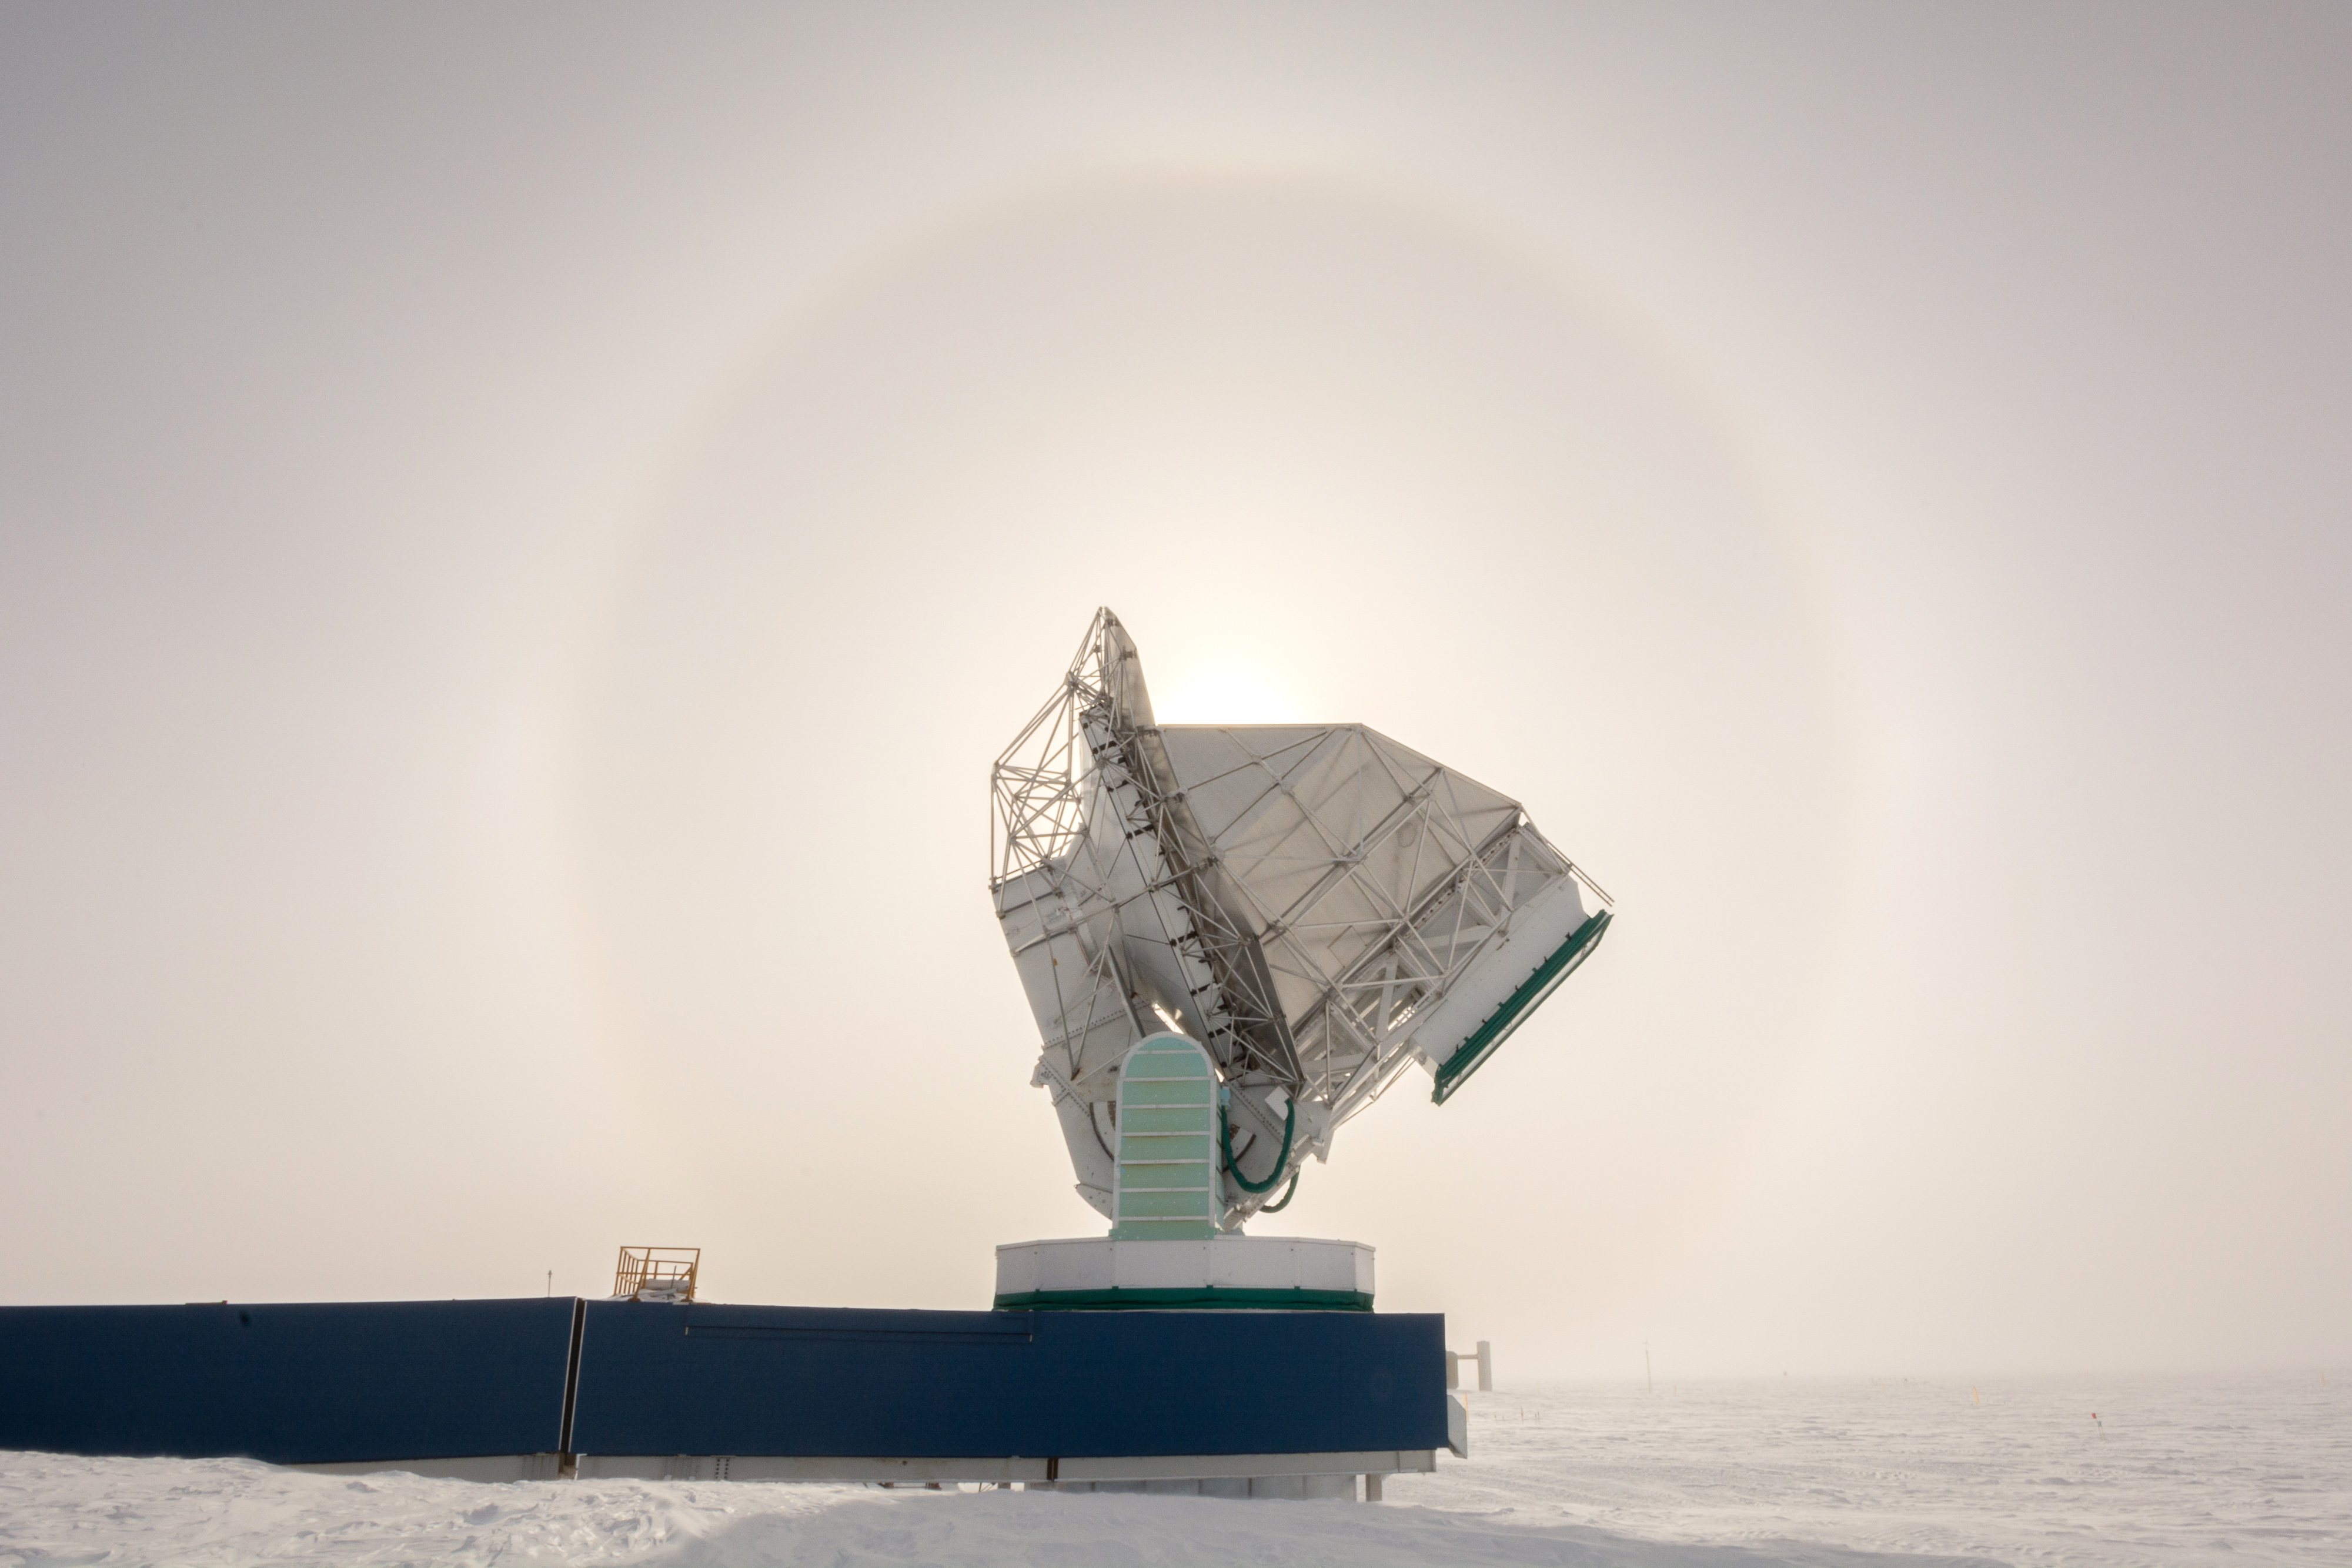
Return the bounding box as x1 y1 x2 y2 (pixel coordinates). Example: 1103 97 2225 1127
0 1299 574 1465
572 1302 1446 1458
0 1299 1446 1466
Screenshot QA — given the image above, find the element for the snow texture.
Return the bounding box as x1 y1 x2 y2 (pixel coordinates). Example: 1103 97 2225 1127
2 1373 2343 1566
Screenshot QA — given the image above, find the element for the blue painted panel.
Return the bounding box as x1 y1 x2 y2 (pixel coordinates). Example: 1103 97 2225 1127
0 1298 1446 1464
571 1302 1446 1458
0 1299 574 1464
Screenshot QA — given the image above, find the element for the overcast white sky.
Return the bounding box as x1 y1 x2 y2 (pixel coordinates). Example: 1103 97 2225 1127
2 4 2346 1379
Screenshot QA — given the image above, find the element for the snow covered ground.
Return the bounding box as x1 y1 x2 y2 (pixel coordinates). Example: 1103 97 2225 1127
1390 1372 2349 1567
2 1373 2341 1566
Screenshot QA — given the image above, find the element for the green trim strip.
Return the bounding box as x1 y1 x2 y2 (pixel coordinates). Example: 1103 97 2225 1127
1431 908 1612 1105
993 1286 1373 1313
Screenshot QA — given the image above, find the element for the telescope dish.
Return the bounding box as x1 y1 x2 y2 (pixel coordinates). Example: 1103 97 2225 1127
992 609 1612 1228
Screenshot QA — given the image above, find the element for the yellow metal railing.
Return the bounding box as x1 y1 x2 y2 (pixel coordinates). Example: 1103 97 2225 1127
613 1245 700 1301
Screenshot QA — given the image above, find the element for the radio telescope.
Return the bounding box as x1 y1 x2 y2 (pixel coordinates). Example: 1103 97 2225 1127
991 609 1613 1231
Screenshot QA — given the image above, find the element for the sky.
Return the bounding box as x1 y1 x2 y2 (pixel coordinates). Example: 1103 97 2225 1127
2 4 2346 1380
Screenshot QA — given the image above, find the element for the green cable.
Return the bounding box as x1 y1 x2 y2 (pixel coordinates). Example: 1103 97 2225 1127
1255 1169 1302 1212
1219 1096 1295 1195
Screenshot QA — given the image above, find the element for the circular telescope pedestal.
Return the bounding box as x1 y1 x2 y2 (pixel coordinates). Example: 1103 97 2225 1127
993 1236 1374 1312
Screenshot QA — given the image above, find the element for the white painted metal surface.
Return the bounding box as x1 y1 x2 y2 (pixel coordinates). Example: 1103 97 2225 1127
300 1451 1438 1487
289 1455 566 1482
1445 1340 1496 1392
567 1449 1436 1486
994 1235 1375 1300
993 609 1612 1225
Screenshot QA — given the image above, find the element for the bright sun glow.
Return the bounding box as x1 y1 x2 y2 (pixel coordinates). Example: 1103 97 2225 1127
1152 666 1299 726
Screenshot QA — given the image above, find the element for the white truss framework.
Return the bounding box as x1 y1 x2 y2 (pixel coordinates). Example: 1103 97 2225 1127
993 610 1612 1229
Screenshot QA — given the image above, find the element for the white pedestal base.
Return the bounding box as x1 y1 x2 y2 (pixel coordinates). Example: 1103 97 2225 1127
994 1235 1375 1310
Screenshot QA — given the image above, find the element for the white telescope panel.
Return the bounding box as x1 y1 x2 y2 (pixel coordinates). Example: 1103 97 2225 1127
992 610 1612 1227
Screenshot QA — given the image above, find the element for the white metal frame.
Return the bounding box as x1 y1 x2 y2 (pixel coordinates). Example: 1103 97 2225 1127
993 610 1610 1226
